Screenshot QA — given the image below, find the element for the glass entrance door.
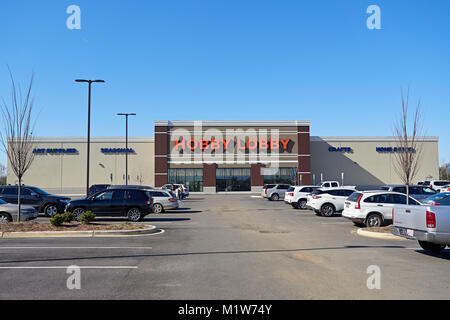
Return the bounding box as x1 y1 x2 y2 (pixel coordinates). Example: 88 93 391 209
216 168 251 192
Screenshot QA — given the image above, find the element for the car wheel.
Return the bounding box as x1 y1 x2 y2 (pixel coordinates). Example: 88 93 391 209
44 204 58 217
298 199 307 210
73 208 86 221
271 194 280 201
291 202 299 209
365 213 382 228
418 241 446 253
152 203 164 214
320 204 335 217
0 212 12 223
127 208 143 222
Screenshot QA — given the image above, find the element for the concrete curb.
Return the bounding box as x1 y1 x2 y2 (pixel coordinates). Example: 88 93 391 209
356 228 405 240
0 226 161 238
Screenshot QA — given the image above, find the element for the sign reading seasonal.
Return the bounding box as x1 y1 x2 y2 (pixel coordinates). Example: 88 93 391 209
101 148 135 154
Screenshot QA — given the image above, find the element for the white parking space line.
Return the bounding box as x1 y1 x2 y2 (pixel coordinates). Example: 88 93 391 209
0 266 138 269
0 247 152 250
251 196 262 198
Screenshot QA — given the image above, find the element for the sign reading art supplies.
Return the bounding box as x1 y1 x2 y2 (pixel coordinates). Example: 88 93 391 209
175 138 292 151
33 148 78 154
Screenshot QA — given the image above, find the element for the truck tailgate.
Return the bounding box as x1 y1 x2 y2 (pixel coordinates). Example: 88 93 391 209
393 205 426 231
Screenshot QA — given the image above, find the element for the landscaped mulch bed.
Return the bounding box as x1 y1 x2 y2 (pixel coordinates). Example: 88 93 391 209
0 222 148 233
365 225 393 233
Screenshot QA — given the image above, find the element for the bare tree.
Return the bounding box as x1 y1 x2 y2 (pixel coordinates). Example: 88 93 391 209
393 89 424 204
0 68 37 222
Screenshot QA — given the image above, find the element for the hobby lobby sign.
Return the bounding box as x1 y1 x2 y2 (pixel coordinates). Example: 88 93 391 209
168 121 294 168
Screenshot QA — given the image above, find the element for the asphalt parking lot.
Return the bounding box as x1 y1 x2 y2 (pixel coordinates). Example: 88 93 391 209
1 194 449 300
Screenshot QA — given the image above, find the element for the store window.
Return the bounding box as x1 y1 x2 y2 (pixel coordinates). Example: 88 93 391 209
216 168 251 192
263 167 297 185
168 168 203 192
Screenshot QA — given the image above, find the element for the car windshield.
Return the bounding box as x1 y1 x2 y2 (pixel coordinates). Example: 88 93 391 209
435 181 450 186
379 187 389 191
426 193 450 201
28 187 49 195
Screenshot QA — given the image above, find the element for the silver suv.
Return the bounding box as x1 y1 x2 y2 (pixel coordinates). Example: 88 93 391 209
262 184 291 201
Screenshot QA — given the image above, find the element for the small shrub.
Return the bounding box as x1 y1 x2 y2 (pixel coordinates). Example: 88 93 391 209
80 211 96 224
49 214 65 227
62 212 74 223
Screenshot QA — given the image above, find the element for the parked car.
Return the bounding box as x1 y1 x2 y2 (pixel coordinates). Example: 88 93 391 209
391 204 450 253
0 199 38 223
423 180 450 193
318 181 340 188
306 187 356 216
284 185 320 209
421 192 450 206
380 185 437 201
342 191 421 227
262 184 291 201
88 184 110 196
0 186 70 217
65 188 154 222
162 184 189 199
148 189 179 213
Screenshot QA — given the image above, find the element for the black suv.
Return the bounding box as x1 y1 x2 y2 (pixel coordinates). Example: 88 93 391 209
65 188 154 222
88 184 111 196
0 186 71 217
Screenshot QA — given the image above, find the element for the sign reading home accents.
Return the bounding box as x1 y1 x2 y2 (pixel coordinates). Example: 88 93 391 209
33 148 78 154
101 148 135 154
328 147 353 153
376 147 415 153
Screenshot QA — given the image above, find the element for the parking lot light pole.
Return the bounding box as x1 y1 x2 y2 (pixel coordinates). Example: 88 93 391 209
75 79 105 197
117 113 136 185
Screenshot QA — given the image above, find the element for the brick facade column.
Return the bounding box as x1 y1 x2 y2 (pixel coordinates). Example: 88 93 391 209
203 163 217 194
297 126 311 185
251 163 264 193
154 126 169 187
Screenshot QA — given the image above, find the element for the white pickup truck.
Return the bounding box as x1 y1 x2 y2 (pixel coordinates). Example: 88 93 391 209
391 205 450 253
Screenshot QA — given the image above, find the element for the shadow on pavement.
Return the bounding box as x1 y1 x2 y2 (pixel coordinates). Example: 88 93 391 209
0 245 411 265
416 249 450 260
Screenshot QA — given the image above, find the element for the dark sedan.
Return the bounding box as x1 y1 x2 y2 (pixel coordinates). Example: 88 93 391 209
0 186 70 217
65 188 154 222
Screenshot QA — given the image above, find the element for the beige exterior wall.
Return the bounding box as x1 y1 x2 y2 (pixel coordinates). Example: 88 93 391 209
310 137 439 186
7 137 154 194
7 135 440 193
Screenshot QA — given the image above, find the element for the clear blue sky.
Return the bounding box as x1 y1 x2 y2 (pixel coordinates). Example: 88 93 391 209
1 0 449 165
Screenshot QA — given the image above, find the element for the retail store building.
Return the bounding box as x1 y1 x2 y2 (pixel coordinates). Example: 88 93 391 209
7 120 440 194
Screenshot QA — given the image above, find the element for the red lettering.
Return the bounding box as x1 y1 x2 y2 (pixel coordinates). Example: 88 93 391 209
175 139 185 150
259 139 268 150
247 139 258 150
210 139 220 150
188 139 198 151
222 139 232 150
237 139 246 150
201 139 210 150
270 139 279 149
280 138 290 150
